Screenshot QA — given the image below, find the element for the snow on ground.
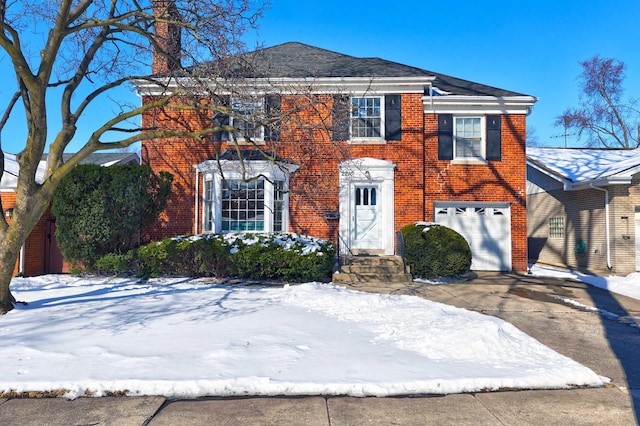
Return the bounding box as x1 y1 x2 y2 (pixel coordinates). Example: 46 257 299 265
529 264 640 301
0 273 604 399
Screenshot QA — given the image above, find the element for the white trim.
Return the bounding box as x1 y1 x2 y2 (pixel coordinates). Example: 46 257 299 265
423 95 537 115
133 76 434 96
195 159 299 233
350 95 385 142
453 116 486 161
339 158 396 255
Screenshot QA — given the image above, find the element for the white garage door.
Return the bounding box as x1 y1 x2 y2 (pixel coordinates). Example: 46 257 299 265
434 203 511 271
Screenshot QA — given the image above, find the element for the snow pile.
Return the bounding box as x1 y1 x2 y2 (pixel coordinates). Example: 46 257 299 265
0 275 603 399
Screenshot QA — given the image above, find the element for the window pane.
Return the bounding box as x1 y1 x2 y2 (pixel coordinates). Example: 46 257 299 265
273 181 285 232
221 179 265 232
455 117 482 158
203 180 214 232
549 217 564 238
232 98 263 140
351 97 381 138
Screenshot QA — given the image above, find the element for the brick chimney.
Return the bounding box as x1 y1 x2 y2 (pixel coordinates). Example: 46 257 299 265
152 0 182 74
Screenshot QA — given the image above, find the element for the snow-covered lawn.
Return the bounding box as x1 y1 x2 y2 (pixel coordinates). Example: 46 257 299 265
0 270 607 399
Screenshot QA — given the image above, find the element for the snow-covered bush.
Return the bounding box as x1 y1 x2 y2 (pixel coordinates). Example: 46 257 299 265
401 223 471 280
132 232 335 282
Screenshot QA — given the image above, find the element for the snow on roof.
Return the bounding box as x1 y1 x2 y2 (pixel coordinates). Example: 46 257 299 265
1 153 47 188
527 146 640 185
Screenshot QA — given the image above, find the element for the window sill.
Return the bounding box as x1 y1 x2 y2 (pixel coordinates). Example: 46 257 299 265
451 158 488 166
348 139 387 145
235 139 266 146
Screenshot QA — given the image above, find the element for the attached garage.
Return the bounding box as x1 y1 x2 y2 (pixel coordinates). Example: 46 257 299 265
434 202 512 271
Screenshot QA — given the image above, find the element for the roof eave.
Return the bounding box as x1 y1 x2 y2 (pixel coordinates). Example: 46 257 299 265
134 76 435 96
424 95 538 114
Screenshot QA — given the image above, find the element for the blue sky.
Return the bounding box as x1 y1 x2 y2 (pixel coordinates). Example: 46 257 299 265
248 0 640 148
1 0 639 154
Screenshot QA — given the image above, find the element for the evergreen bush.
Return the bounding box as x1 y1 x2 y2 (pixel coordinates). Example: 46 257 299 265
52 164 172 270
401 223 472 280
133 232 335 282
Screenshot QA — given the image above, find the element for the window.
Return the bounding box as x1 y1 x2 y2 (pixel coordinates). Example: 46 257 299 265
231 98 263 141
273 180 285 232
331 95 401 142
351 97 382 138
221 179 265 231
355 187 377 206
203 179 214 232
438 114 502 161
198 155 298 234
213 95 281 142
549 217 564 238
454 117 483 159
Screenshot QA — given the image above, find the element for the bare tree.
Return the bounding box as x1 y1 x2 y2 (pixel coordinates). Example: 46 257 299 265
0 0 265 313
555 55 639 148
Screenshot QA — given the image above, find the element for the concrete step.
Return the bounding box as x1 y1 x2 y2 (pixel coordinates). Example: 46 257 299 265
343 256 405 267
334 256 413 284
333 272 414 284
339 264 411 275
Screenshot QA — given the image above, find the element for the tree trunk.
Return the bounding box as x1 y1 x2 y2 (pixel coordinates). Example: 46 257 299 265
0 184 52 314
0 234 21 314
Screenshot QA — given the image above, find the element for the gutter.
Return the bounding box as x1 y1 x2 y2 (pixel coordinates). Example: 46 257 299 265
590 183 612 270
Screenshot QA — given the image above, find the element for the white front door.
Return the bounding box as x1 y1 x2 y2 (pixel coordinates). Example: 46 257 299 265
352 185 381 250
339 158 396 256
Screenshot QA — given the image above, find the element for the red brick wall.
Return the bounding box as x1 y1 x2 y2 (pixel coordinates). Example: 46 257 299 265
1 193 55 276
423 114 528 272
140 94 528 271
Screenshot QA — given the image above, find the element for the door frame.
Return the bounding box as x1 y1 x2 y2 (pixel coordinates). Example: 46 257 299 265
339 158 395 256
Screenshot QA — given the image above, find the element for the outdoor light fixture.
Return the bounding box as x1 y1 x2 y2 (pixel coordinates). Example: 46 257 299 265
5 208 13 219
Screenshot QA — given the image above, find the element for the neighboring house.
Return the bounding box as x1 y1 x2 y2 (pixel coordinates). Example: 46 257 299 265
527 147 640 275
136 39 537 272
0 152 140 276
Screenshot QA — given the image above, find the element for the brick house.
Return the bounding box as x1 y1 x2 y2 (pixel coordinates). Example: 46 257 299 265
0 152 140 276
527 146 640 275
136 41 536 272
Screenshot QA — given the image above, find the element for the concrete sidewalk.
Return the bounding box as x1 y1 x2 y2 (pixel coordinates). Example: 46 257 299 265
1 272 639 425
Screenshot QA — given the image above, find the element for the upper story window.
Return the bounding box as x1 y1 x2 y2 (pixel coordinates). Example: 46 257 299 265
438 114 502 162
351 97 382 139
332 94 402 143
454 117 484 159
212 95 281 143
231 98 264 141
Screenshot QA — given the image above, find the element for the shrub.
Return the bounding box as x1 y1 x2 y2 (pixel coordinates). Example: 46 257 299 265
401 223 471 280
227 233 335 281
134 232 335 282
135 234 230 278
52 163 173 270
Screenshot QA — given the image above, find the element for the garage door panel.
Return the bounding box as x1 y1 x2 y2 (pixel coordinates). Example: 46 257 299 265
435 205 511 271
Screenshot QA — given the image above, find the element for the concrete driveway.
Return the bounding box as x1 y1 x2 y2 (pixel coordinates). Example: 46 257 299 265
1 272 639 425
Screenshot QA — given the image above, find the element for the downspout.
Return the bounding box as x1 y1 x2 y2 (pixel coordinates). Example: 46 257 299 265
194 168 199 235
590 183 612 270
19 244 24 276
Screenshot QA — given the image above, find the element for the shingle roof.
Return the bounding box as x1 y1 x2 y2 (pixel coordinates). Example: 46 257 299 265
199 42 528 97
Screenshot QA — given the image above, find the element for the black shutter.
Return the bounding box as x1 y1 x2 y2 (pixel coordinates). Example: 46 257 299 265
486 115 501 161
331 95 350 141
264 94 281 142
212 95 230 142
437 114 453 160
385 95 402 141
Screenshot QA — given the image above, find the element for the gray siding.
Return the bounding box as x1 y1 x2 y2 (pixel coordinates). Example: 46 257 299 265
528 176 640 275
